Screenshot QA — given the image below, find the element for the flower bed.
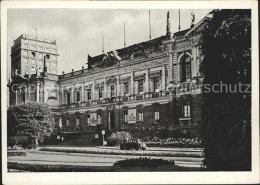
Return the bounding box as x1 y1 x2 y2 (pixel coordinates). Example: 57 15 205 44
144 137 203 147
7 151 27 157
39 147 203 158
114 157 175 168
7 162 114 172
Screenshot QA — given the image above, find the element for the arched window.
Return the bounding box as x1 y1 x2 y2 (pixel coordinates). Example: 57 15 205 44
180 55 191 82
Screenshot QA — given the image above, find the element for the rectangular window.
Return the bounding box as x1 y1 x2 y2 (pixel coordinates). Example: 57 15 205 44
183 100 191 117
124 82 129 96
53 56 57 60
39 46 43 51
186 63 191 81
87 89 91 101
97 115 101 124
32 52 35 57
31 60 36 65
46 48 50 52
24 58 28 64
24 43 28 48
124 112 128 123
154 77 160 92
31 67 35 72
100 86 104 99
110 85 115 97
138 80 144 94
24 51 28 56
66 118 70 127
46 61 50 67
46 55 50 59
138 112 143 122
76 117 80 127
87 115 90 125
155 111 160 120
47 68 50 73
39 53 43 59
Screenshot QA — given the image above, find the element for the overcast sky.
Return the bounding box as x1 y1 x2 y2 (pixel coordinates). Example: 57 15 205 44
7 9 210 75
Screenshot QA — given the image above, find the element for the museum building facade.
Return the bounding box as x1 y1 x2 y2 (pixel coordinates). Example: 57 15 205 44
9 13 209 137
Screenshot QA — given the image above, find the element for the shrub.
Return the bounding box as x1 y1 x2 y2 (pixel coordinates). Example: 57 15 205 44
7 151 27 157
107 131 132 146
114 157 175 168
7 162 113 172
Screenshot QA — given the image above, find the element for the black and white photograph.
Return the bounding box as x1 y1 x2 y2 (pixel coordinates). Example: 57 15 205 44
1 1 259 184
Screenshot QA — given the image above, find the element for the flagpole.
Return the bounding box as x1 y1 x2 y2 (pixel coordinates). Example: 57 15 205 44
149 10 151 40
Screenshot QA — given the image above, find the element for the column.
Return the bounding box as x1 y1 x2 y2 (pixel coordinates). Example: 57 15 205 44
61 86 64 104
36 81 40 102
117 75 120 97
145 69 150 98
168 51 173 83
71 87 74 103
130 72 134 95
92 81 95 101
162 65 166 90
104 78 107 99
81 83 84 102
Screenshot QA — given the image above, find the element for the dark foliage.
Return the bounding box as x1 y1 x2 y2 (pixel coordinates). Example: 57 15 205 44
7 102 55 138
7 152 27 157
200 9 251 170
8 162 113 172
113 157 175 168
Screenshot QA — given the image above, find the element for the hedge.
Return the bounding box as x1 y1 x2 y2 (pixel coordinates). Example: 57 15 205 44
39 147 204 158
7 162 114 172
7 151 27 157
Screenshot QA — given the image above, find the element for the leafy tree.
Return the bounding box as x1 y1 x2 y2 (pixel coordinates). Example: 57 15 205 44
7 102 55 140
200 9 251 170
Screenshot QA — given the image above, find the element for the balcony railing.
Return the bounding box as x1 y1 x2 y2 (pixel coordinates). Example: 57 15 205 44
179 118 192 127
60 91 168 110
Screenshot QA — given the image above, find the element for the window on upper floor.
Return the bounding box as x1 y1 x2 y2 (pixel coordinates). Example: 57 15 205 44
39 46 43 51
46 48 50 52
31 59 36 65
32 52 35 57
124 82 129 96
153 77 160 92
24 51 28 56
137 79 144 94
24 43 28 48
110 85 115 98
39 53 43 59
180 55 191 82
87 89 92 101
46 61 50 67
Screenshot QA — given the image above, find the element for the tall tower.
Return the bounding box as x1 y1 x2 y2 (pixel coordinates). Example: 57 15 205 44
11 34 59 79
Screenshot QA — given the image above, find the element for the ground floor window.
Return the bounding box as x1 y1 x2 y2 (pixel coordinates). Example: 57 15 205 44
66 117 70 127
87 114 90 124
183 100 191 117
154 111 160 120
123 111 128 123
138 112 143 122
76 117 80 127
97 114 101 124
